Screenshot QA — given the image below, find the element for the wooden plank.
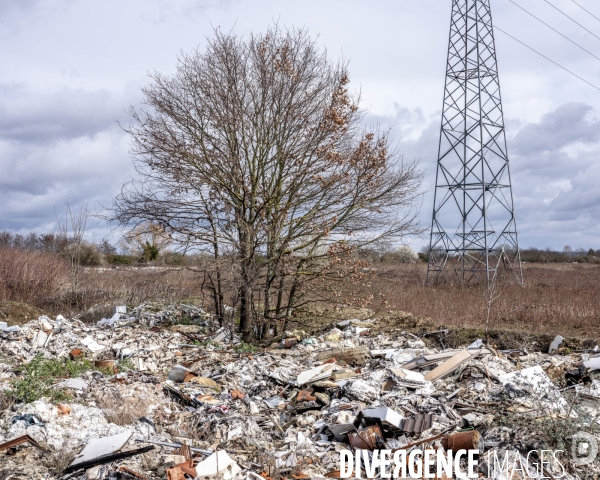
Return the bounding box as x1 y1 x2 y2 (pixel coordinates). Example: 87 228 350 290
424 349 472 381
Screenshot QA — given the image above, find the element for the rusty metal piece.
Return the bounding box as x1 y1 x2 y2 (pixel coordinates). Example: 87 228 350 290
167 459 196 480
296 389 317 403
0 435 49 453
325 471 342 478
442 430 483 452
283 338 298 349
348 425 384 451
119 466 148 479
69 348 83 360
172 444 192 461
231 389 245 400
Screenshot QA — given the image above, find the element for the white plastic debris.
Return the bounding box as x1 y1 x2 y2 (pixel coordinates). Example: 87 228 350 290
345 379 379 402
584 357 600 372
297 364 336 386
70 431 133 469
548 335 565 354
468 339 483 349
194 450 241 480
81 335 105 353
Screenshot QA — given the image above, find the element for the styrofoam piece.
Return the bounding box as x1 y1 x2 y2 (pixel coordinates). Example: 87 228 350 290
194 450 241 479
81 335 105 352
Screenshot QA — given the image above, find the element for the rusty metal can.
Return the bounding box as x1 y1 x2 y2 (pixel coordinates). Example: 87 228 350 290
442 430 484 452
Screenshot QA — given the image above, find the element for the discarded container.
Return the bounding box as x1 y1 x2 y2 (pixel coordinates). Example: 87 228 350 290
167 365 193 383
94 359 116 372
442 430 484 452
283 338 298 349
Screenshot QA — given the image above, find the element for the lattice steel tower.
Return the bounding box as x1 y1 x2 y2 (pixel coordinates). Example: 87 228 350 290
427 0 522 285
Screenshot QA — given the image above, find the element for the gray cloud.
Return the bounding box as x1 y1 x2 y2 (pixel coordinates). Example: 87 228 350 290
140 0 236 24
512 103 600 154
0 0 599 251
0 84 131 143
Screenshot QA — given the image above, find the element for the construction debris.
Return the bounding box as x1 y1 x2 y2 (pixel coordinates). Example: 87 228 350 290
0 303 598 479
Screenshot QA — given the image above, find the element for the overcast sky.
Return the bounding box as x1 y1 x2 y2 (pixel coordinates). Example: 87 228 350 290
1 0 600 251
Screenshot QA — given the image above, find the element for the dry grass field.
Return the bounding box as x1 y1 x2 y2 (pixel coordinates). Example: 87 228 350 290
365 262 600 342
2 256 599 345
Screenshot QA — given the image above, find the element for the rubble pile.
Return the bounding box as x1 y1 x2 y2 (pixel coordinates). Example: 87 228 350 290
0 307 599 479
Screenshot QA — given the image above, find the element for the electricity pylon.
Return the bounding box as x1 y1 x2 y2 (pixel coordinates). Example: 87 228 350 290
426 0 523 286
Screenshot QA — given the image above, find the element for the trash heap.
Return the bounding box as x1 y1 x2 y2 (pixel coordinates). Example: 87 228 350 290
0 307 599 479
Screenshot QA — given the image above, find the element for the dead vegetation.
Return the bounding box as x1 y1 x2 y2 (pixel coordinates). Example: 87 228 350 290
0 390 14 412
43 447 78 476
1 254 599 345
0 248 69 306
92 389 147 426
361 263 600 341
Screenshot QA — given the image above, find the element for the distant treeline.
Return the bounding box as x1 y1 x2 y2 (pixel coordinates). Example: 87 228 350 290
0 231 187 266
520 246 600 264
0 231 597 265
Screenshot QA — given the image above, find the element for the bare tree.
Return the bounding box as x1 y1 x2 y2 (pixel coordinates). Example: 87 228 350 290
56 203 89 297
113 25 423 340
121 222 172 261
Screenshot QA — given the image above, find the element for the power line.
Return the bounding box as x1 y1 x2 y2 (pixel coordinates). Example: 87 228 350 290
508 0 600 62
570 0 600 24
543 0 600 41
494 25 600 91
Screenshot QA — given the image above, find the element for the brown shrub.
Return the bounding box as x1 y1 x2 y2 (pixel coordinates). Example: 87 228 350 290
0 248 68 305
0 390 14 411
